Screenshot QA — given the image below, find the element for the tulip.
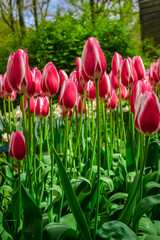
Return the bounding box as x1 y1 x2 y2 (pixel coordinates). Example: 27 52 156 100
149 62 159 85
106 90 117 110
20 96 35 115
133 56 145 80
35 96 49 118
77 96 85 115
5 91 17 102
82 37 106 80
59 70 68 86
41 62 59 97
76 77 84 96
134 91 160 135
117 83 128 100
110 71 119 91
9 131 26 161
121 58 137 88
111 52 122 77
99 72 112 100
24 70 36 99
2 72 13 96
59 79 77 111
7 49 32 94
32 67 42 96
69 71 77 83
76 57 90 85
157 57 160 80
0 75 4 98
131 80 152 114
85 81 96 101
62 109 73 119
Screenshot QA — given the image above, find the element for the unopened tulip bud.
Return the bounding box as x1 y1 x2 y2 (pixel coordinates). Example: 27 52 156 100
76 77 84 97
149 62 159 85
20 97 35 115
77 96 85 115
133 56 145 80
99 72 112 100
117 84 128 99
85 81 96 101
111 52 122 77
70 71 77 83
76 57 90 85
59 79 77 111
5 91 17 102
9 131 26 161
32 68 42 96
106 90 117 110
110 71 119 91
134 91 160 135
3 72 13 96
0 75 4 98
41 62 59 97
24 70 36 99
82 37 106 80
62 109 73 119
121 58 137 88
35 96 49 118
59 70 68 86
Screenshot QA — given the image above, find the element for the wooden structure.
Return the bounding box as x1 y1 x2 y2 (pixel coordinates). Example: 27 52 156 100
139 0 160 44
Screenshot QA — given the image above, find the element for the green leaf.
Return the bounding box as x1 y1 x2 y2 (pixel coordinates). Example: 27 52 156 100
145 182 160 195
0 185 12 194
97 220 138 239
107 192 128 209
138 217 157 236
11 179 21 229
144 236 160 240
60 213 77 231
100 175 114 193
21 185 43 240
43 223 77 240
133 195 160 230
0 211 13 240
52 146 92 240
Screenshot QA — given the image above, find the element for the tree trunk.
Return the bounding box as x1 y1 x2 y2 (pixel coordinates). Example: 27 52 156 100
90 0 95 25
16 0 25 34
33 0 38 30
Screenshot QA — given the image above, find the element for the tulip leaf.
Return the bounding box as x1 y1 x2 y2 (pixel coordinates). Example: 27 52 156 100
97 220 139 240
43 223 77 240
146 140 160 168
11 179 21 229
60 213 77 231
126 130 134 171
21 184 43 240
52 146 92 240
138 217 157 236
144 236 160 240
133 195 160 230
0 211 13 240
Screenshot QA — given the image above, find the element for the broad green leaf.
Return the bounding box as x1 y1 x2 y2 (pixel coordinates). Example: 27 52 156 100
100 175 114 193
52 146 92 240
153 221 160 236
138 217 157 236
108 192 128 208
60 213 77 231
145 182 160 195
145 236 160 240
0 185 12 194
0 211 13 240
11 179 21 229
133 195 160 230
21 185 43 240
43 223 77 240
97 220 138 240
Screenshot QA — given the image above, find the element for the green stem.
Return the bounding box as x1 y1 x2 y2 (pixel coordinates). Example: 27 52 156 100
91 101 94 139
64 111 68 169
33 111 36 183
8 96 12 133
11 102 17 131
118 78 126 143
17 161 21 234
104 102 110 175
84 86 88 162
94 79 101 240
3 98 9 141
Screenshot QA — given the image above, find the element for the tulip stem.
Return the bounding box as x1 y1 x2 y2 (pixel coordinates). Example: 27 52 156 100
84 86 88 162
118 78 126 144
11 102 17 131
33 111 36 183
17 161 21 236
44 117 50 155
49 97 54 222
64 111 68 169
3 98 9 141
104 102 110 175
8 96 12 133
91 101 94 139
94 79 101 240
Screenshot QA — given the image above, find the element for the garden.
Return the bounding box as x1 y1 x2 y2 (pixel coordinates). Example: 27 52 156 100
0 1 160 240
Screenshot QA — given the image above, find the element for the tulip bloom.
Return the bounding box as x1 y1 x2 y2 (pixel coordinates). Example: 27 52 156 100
76 78 84 97
77 96 85 115
59 70 68 86
59 79 77 111
20 97 35 115
149 62 159 85
117 84 128 100
110 71 119 91
70 71 77 83
62 109 73 119
121 58 137 88
5 91 17 102
7 49 32 94
82 37 106 80
157 57 160 80
3 72 13 96
32 68 42 96
99 72 112 100
24 70 36 99
85 81 96 101
134 91 160 135
106 90 117 110
9 131 26 161
76 57 90 85
111 52 122 77
41 62 59 97
35 96 49 118
0 75 4 98
133 56 145 80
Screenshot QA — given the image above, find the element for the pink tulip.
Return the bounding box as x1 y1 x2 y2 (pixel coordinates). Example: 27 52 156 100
62 110 73 119
35 96 49 118
20 97 35 115
134 91 160 135
117 84 128 99
32 68 42 96
133 56 145 80
85 81 96 101
77 96 85 115
111 52 122 77
0 75 4 98
106 90 117 110
110 71 119 91
82 37 106 80
99 72 112 100
41 62 59 97
59 79 77 111
157 57 160 80
2 72 13 96
24 70 36 99
121 58 137 88
9 131 26 161
76 78 84 97
7 49 32 94
149 62 159 85
5 91 17 102
76 57 90 85
59 70 68 86
69 71 77 83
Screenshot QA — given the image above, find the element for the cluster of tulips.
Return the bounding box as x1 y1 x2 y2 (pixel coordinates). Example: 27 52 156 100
0 37 160 239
